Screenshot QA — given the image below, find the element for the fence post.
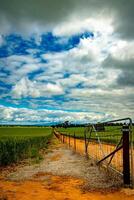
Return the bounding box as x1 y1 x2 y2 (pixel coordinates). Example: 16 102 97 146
84 130 88 155
74 132 76 151
122 125 130 186
69 133 70 147
130 119 134 188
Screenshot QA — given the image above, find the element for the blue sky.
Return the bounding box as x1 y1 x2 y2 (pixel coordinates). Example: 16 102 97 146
0 0 134 124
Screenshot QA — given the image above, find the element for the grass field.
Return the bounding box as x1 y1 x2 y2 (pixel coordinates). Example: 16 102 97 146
0 127 52 166
57 126 134 145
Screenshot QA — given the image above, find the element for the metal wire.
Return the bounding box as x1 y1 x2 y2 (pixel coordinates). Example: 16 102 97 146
54 118 133 188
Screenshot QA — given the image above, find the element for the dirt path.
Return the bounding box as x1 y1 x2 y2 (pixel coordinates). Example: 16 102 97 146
60 133 134 174
0 136 134 200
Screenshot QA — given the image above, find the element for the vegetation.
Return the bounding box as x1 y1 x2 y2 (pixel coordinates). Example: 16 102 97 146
0 127 52 166
57 126 134 145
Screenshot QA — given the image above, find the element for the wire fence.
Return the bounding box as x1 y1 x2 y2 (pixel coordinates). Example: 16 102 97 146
54 118 134 188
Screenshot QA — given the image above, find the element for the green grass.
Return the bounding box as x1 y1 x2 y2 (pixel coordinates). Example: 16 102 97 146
57 126 134 145
0 127 52 137
0 127 53 166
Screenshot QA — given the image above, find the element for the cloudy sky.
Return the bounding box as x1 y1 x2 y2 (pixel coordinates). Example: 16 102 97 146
0 0 134 125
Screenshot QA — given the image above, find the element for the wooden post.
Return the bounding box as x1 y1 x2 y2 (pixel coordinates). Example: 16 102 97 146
63 135 64 143
69 133 70 147
84 130 87 155
74 132 76 151
122 125 130 186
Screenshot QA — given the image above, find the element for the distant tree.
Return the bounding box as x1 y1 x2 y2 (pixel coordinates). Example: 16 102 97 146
63 121 69 128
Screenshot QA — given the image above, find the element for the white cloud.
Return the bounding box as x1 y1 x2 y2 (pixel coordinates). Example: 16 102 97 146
40 36 106 78
0 54 44 85
6 55 39 64
0 54 40 73
109 40 134 62
53 17 114 37
37 34 119 91
58 74 88 88
101 39 134 88
0 1 134 123
2 107 15 120
16 63 41 76
12 77 64 98
0 105 115 124
68 87 134 99
0 0 131 40
0 35 4 46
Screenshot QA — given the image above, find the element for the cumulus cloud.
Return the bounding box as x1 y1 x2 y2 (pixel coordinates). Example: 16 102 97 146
0 0 134 124
102 40 134 87
0 105 116 124
40 36 105 76
103 40 134 69
12 77 64 98
0 54 44 85
0 0 134 40
53 17 113 37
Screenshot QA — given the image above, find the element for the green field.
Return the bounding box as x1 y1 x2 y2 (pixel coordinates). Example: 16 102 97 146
57 126 134 145
0 127 52 166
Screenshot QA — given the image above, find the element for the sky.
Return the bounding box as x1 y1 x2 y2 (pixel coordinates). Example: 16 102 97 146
0 0 134 125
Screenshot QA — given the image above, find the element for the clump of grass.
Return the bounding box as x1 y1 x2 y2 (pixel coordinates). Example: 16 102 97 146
0 127 53 166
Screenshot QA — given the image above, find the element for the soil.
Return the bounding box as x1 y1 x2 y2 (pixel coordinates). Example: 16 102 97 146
0 136 134 200
62 134 134 173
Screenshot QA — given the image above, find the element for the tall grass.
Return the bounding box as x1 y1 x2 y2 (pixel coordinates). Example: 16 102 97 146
0 127 52 166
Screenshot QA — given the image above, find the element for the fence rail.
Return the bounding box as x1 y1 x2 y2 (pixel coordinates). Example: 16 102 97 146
54 117 134 188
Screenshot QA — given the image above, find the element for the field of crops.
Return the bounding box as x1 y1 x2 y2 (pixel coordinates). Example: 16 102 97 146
0 127 52 166
57 126 134 144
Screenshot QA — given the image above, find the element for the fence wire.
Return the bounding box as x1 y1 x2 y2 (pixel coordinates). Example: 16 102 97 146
54 118 134 188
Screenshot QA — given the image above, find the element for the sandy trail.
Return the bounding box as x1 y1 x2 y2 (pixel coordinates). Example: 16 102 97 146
0 136 134 200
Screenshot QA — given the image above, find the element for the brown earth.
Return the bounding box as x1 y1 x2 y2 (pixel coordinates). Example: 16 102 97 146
0 136 134 200
62 134 134 174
